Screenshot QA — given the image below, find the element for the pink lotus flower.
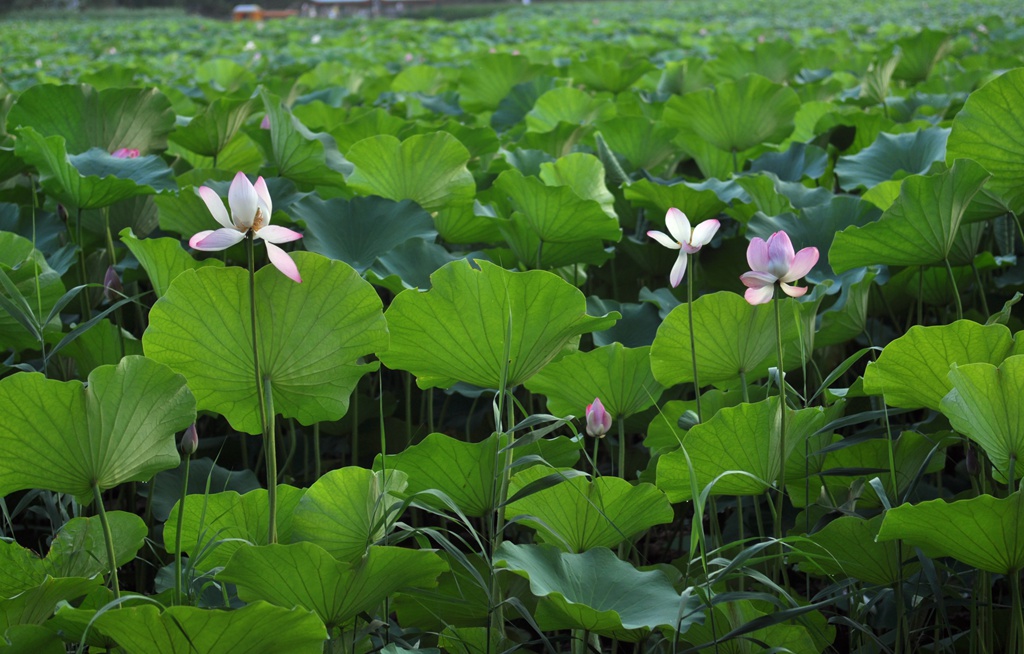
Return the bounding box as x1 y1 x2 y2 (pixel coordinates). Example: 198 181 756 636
189 172 303 283
260 115 271 129
112 148 139 159
739 231 818 305
647 208 720 288
180 424 198 456
585 398 612 438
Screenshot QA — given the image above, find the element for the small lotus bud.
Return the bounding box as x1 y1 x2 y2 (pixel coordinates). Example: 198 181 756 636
57 204 68 223
102 266 123 302
585 398 612 438
965 444 979 477
260 115 271 129
180 424 198 456
111 148 140 159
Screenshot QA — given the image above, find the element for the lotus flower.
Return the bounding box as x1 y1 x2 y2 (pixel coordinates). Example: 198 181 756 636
112 148 139 159
102 265 123 302
647 208 720 288
585 398 612 438
739 231 818 305
189 172 303 283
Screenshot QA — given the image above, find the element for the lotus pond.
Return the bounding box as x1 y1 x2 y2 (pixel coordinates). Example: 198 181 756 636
2 1 1024 652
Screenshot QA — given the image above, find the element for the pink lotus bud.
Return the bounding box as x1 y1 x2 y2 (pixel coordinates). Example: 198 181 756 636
585 398 612 438
103 266 123 302
260 115 271 129
57 204 68 223
112 148 139 159
180 424 198 456
405 53 414 62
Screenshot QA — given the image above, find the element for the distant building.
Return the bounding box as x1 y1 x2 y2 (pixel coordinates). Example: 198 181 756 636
233 4 299 20
301 0 437 17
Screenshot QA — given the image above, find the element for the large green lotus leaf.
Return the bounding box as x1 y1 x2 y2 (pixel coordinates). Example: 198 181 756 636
492 168 620 243
736 172 833 216
169 97 257 158
538 153 616 218
44 512 147 580
656 398 828 502
815 270 876 348
495 543 701 636
147 457 259 522
6 84 174 154
505 466 673 552
365 239 461 293
143 253 388 434
15 127 174 210
120 227 223 298
0 577 99 630
165 486 305 572
596 118 678 171
0 624 65 653
379 260 618 389
749 142 828 182
327 108 410 154
525 344 663 419
492 77 558 132
863 320 1014 410
457 53 546 113
709 41 802 83
0 356 194 501
0 231 64 351
877 492 1024 574
649 292 806 388
92 602 327 654
433 203 504 245
525 87 615 134
893 30 952 83
830 159 990 273
947 68 1024 213
391 552 492 630
346 133 475 212
941 357 1024 482
570 56 653 94
662 74 801 152
291 195 436 273
291 467 407 563
495 216 614 269
62 320 143 378
623 179 726 224
835 128 950 191
220 543 446 630
260 90 348 189
378 432 498 517
792 515 911 587
0 540 45 597
155 186 228 238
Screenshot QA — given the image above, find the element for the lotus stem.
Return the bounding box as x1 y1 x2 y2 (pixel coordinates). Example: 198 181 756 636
944 258 963 321
91 483 120 600
772 288 788 583
174 454 191 605
687 263 702 422
246 233 276 543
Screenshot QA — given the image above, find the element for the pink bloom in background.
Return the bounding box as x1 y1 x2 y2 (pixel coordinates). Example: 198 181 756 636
189 172 304 283
647 208 720 288
585 398 612 438
260 115 271 129
112 148 139 159
739 231 818 305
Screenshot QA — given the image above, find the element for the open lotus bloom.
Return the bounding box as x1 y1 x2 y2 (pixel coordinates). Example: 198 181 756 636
111 148 139 158
740 231 818 305
647 208 720 288
585 398 613 438
189 172 303 283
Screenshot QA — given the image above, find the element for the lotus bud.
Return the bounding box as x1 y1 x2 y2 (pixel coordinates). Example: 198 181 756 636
57 204 68 223
585 398 612 439
180 424 198 456
260 115 271 129
103 266 123 302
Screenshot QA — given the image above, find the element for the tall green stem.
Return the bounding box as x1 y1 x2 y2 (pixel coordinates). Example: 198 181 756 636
687 263 702 422
1011 570 1023 653
944 258 963 321
91 483 120 600
616 416 627 480
174 455 191 605
246 234 276 543
772 289 788 581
